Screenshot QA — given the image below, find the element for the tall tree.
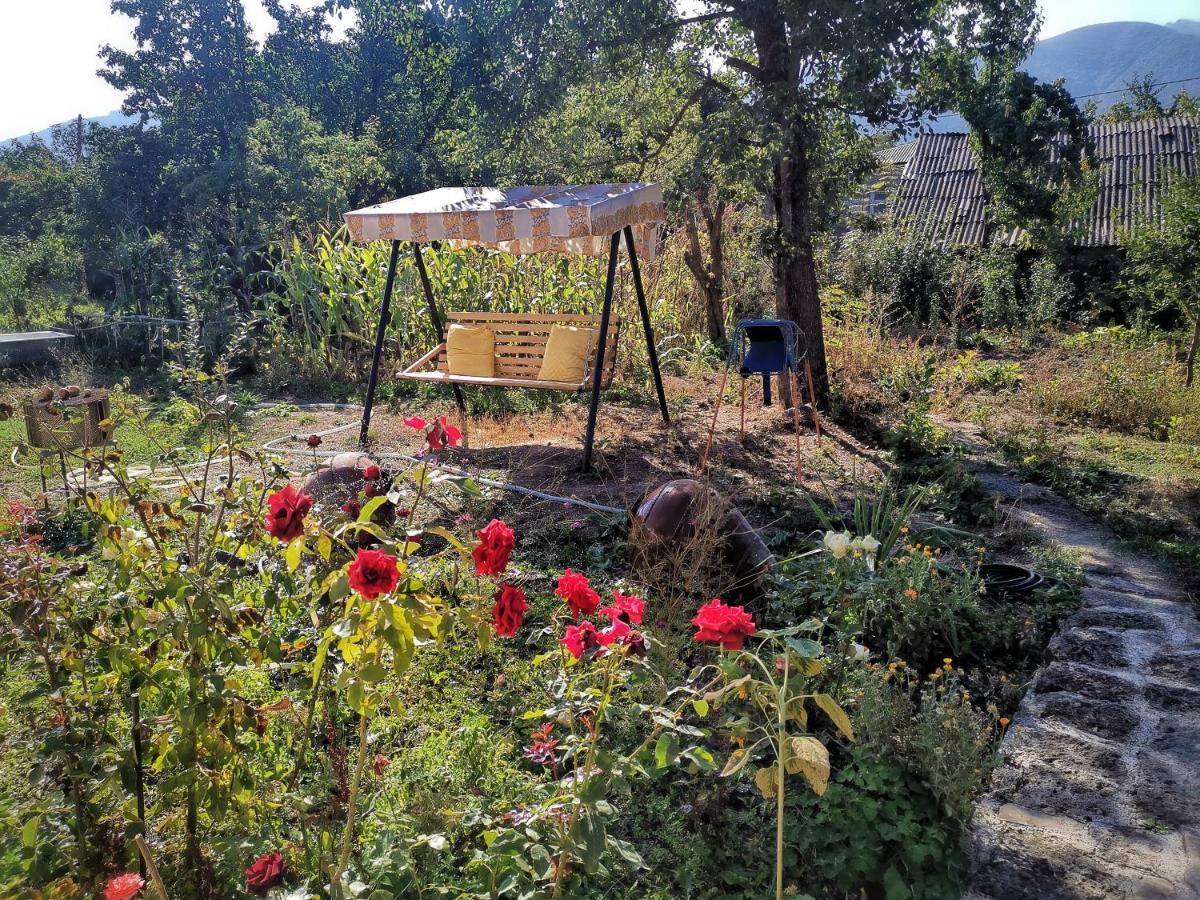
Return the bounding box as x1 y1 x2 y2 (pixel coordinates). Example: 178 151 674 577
922 0 1091 246
1121 173 1200 386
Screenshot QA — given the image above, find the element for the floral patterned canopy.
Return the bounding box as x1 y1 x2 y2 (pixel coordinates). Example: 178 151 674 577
343 183 665 259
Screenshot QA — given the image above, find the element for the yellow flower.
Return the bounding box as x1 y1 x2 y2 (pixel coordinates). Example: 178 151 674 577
999 717 1011 727
942 657 953 665
904 587 918 600
900 526 909 534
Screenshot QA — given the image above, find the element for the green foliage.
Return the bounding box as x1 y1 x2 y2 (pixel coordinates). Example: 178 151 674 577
1120 172 1200 385
856 667 1001 825
1031 327 1200 439
785 747 963 900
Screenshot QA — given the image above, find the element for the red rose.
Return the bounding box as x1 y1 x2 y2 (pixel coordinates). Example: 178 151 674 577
373 754 390 777
597 615 632 646
608 590 645 624
691 599 757 651
306 434 322 448
103 873 145 900
364 482 379 498
265 484 312 543
560 621 601 659
397 507 411 519
245 851 286 895
348 548 400 600
404 414 462 451
556 569 599 618
492 583 528 637
341 499 361 518
427 415 462 450
363 464 381 481
473 518 515 577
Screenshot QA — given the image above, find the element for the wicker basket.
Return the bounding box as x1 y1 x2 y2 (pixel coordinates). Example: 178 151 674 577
24 390 112 450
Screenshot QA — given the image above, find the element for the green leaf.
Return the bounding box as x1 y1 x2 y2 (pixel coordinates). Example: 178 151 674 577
358 495 389 522
21 816 38 848
813 693 856 742
284 537 304 572
653 733 679 769
692 698 709 718
424 525 466 550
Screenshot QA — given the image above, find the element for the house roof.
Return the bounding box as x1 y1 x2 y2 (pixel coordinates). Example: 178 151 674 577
875 140 918 167
889 117 1199 247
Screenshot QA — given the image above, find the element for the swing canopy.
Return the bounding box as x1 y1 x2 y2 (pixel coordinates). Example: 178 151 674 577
343 183 665 259
347 182 671 470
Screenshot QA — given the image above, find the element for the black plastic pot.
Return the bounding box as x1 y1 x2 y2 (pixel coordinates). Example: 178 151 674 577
979 563 1047 597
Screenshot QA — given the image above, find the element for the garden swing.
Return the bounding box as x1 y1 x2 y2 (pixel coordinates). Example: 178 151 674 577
344 184 670 470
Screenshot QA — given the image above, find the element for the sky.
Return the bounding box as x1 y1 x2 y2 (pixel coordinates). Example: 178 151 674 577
1 0 1197 141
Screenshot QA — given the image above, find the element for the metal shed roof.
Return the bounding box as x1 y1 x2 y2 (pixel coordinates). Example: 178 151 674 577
889 117 1198 247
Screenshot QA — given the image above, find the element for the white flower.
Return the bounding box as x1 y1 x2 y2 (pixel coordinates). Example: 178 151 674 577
823 530 852 558
858 534 881 556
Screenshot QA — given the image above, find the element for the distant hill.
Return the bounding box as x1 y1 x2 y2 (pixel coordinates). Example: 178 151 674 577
4 110 138 148
1024 21 1200 111
924 20 1200 133
1166 19 1200 38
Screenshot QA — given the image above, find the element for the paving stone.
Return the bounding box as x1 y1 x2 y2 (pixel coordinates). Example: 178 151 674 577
1040 693 1139 740
1037 661 1138 702
1150 724 1200 765
1145 682 1200 714
1071 607 1165 631
1132 751 1200 827
1048 627 1131 669
1149 650 1200 684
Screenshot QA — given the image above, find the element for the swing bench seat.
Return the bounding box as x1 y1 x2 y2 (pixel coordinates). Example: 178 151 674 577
397 311 621 391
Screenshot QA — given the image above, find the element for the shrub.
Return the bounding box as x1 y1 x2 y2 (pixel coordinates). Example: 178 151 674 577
1029 327 1200 441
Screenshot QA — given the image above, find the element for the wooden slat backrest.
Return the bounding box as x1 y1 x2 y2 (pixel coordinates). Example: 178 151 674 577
434 312 620 387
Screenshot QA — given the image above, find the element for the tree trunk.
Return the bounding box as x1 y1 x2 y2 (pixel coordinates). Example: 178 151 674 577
750 12 830 408
1186 313 1199 388
682 198 728 348
771 131 829 406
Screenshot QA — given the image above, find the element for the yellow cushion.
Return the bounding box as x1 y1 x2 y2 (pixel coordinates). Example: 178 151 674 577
538 325 596 384
446 324 495 377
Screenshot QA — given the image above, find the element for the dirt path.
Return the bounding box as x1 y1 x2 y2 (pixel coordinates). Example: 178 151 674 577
945 422 1200 899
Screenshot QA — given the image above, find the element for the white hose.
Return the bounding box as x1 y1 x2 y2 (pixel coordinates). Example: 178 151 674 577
258 404 627 516
18 401 628 517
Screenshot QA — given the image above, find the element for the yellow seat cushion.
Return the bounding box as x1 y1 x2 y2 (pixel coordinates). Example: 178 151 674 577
446 324 495 377
538 324 596 384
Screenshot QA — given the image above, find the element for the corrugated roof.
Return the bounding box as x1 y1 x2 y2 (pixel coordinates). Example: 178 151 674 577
876 141 918 166
890 117 1198 247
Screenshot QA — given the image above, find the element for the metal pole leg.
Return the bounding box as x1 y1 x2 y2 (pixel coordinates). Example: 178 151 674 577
623 225 669 423
360 240 402 448
582 232 620 471
413 242 467 416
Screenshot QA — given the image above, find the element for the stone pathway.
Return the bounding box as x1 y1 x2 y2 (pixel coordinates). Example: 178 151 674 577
950 427 1200 899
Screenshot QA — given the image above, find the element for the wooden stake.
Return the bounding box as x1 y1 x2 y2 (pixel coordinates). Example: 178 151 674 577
789 368 804 482
135 835 168 900
739 377 747 441
804 358 822 445
699 367 729 475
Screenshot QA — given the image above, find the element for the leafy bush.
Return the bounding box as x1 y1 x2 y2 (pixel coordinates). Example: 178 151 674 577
1029 327 1200 441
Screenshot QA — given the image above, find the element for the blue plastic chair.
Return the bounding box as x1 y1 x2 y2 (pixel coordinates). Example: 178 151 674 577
700 318 822 479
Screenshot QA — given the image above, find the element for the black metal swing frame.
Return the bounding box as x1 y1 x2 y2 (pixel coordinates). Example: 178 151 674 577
357 225 670 470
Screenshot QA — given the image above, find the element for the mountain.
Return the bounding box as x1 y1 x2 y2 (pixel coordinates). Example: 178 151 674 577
921 20 1200 133
4 110 138 148
1024 21 1200 111
1166 19 1200 38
